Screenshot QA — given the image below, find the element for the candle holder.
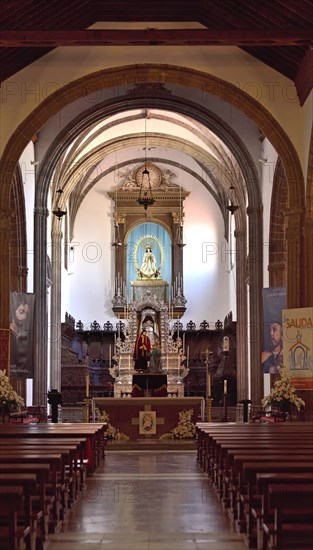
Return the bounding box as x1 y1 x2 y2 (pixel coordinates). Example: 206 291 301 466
207 397 213 422
221 392 228 422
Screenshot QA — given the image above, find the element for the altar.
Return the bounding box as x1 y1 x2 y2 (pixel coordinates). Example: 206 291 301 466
132 373 167 396
92 397 204 440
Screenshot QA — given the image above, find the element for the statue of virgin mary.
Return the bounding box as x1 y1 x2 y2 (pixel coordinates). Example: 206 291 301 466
136 244 160 279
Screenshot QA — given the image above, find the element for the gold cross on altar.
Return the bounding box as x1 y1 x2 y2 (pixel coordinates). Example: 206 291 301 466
131 404 165 437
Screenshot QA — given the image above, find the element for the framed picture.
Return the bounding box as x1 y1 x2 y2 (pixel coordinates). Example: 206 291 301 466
139 410 156 435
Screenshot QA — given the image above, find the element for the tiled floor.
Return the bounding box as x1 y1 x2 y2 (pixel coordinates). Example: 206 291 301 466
47 450 246 550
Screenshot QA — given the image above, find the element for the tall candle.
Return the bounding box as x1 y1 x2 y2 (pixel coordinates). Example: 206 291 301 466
86 372 90 398
208 374 211 397
224 379 227 394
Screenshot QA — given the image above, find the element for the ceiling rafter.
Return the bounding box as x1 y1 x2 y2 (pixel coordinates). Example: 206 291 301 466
0 1 312 104
0 28 311 47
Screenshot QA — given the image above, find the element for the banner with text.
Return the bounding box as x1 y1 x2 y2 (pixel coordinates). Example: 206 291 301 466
283 307 313 390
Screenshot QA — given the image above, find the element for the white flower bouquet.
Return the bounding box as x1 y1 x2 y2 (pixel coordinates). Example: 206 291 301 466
262 364 305 412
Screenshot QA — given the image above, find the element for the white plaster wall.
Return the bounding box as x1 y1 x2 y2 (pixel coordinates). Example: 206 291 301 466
19 142 35 292
63 168 230 328
261 139 278 287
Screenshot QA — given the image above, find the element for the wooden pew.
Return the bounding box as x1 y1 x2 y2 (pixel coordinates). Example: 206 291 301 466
0 485 30 550
254 472 313 550
239 461 313 547
262 483 313 550
0 474 37 550
0 463 51 547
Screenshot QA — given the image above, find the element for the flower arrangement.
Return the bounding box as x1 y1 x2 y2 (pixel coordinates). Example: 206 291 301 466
160 408 196 440
95 408 129 440
0 369 24 411
262 364 305 412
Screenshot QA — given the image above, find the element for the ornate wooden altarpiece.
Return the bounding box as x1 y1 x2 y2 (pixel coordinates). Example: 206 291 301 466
108 162 189 397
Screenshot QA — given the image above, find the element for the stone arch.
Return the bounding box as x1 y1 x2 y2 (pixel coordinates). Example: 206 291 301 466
10 164 27 293
304 126 313 305
0 64 305 403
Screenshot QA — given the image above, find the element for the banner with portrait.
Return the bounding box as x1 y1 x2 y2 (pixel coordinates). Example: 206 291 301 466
283 307 313 390
262 287 287 374
10 292 35 379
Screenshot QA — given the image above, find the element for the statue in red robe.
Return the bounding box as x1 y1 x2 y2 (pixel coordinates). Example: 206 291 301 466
133 329 151 371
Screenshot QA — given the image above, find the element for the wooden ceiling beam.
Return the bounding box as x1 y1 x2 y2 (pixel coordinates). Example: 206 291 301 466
0 28 312 47
295 45 313 106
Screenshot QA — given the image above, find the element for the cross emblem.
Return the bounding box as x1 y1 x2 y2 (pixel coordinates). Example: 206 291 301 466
132 404 165 438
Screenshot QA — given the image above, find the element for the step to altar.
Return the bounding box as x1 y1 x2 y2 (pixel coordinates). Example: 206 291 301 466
106 438 197 450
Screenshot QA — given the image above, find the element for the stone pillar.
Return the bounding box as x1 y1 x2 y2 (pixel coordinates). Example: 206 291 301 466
304 217 313 307
234 229 249 402
33 206 49 406
50 226 63 391
247 205 263 405
0 211 11 329
285 208 305 308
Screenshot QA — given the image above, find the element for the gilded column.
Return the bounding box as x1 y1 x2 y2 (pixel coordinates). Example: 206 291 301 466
33 206 49 405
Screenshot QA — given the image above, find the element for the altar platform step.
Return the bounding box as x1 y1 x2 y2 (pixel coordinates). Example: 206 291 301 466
106 438 197 450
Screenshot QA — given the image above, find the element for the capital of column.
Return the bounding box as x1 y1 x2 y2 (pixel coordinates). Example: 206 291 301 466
34 206 49 217
18 266 29 277
246 204 263 215
234 229 245 239
172 212 184 225
115 213 126 225
304 217 313 238
51 228 63 240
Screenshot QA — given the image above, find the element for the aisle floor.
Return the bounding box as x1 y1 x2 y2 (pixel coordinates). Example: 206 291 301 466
47 450 246 550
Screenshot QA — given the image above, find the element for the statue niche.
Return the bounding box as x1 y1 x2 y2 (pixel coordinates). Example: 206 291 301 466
131 235 168 304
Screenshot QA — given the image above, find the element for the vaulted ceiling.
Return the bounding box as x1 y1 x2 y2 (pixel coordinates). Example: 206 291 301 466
1 0 312 105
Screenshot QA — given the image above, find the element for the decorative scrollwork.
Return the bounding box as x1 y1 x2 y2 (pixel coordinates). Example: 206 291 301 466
172 321 183 333
90 320 101 331
103 321 114 332
199 320 210 331
76 320 84 330
215 320 223 330
186 320 196 331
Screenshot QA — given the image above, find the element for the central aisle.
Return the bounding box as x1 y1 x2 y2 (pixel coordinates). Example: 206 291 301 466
47 450 246 550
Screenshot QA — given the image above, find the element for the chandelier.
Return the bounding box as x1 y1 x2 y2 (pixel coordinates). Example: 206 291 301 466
176 181 186 247
52 187 67 219
226 185 239 215
136 111 155 210
111 218 122 247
